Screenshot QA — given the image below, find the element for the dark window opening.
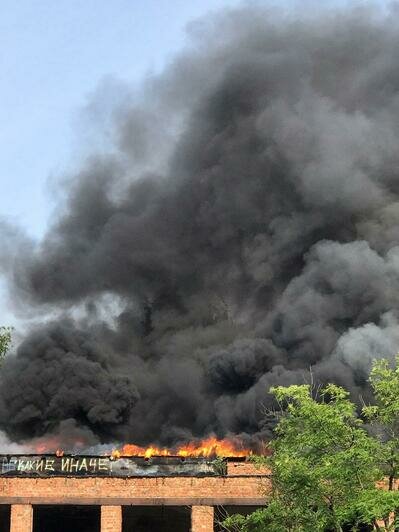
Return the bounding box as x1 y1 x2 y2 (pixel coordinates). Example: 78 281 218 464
33 505 100 532
123 505 190 532
0 505 10 532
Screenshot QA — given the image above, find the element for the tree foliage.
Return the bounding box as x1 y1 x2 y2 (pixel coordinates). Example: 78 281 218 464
363 356 399 493
223 359 399 532
0 326 11 364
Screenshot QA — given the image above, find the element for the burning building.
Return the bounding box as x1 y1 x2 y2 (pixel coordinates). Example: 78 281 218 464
0 4 399 528
1 2 399 459
0 451 268 532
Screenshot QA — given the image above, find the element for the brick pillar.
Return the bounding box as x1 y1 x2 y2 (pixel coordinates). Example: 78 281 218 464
191 505 214 532
101 505 122 532
10 505 33 532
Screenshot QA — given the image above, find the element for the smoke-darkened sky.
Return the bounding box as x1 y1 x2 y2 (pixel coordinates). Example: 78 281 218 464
0 1 398 449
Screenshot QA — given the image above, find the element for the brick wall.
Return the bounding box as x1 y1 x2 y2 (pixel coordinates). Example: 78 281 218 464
226 461 270 476
0 460 269 532
191 505 214 532
10 504 32 532
101 505 121 532
0 471 269 506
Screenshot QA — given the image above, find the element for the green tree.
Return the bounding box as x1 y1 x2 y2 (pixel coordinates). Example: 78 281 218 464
223 372 399 532
0 326 11 364
362 355 399 525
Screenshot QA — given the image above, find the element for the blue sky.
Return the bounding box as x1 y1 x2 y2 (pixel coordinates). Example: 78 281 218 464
1 0 246 238
0 0 387 326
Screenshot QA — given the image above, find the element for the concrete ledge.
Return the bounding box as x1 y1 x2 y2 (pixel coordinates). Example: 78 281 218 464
0 497 267 506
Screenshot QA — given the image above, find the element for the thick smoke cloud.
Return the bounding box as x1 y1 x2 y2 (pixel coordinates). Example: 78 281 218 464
1 4 399 447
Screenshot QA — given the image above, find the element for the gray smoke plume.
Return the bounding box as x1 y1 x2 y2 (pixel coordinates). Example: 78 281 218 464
1 4 399 448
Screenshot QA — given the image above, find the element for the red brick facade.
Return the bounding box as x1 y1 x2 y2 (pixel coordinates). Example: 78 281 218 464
10 504 32 532
0 460 268 531
101 505 122 532
226 461 270 476
191 506 214 532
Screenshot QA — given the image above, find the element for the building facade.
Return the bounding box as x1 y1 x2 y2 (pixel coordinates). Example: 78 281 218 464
0 455 268 532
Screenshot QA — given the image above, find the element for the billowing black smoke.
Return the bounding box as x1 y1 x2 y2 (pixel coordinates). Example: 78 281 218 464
1 4 399 447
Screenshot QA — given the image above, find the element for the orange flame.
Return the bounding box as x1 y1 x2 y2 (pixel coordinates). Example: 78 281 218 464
112 437 251 458
26 435 253 459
